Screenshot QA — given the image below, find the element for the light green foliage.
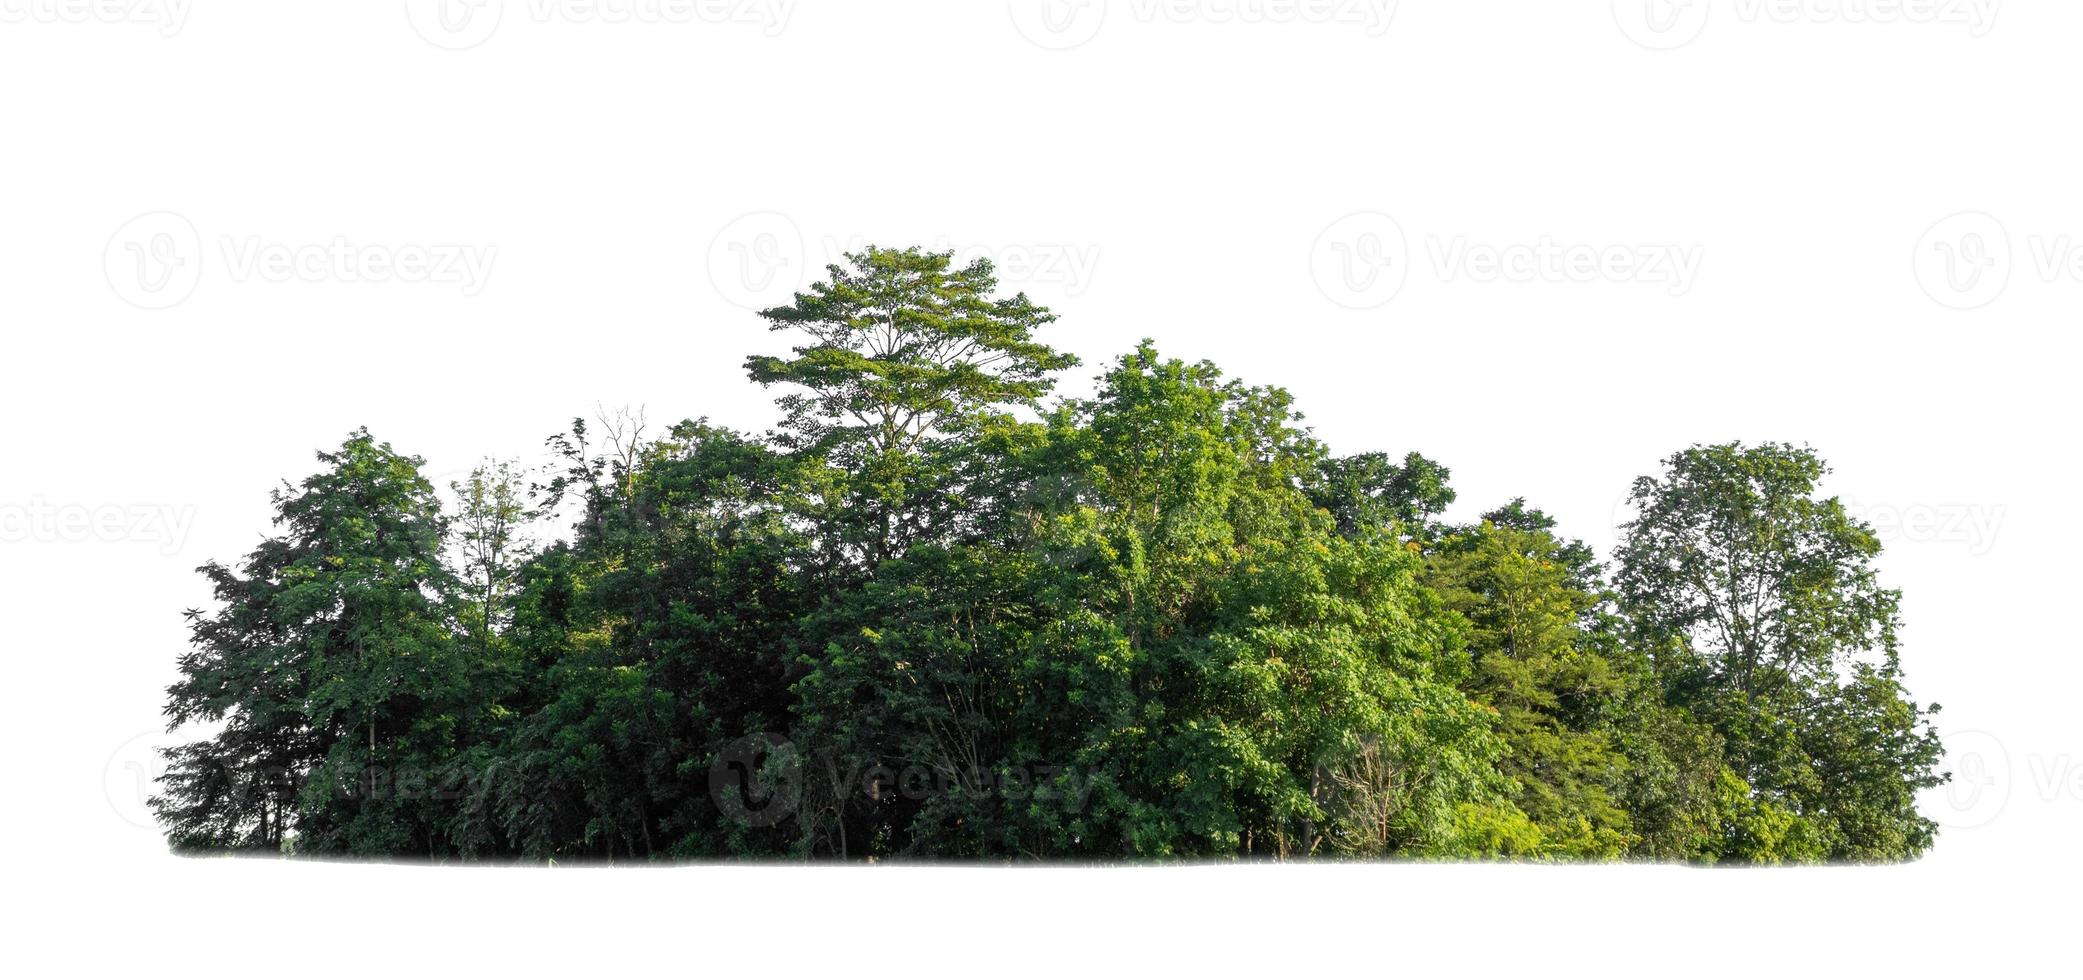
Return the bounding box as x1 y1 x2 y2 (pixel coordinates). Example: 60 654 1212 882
1425 519 1636 859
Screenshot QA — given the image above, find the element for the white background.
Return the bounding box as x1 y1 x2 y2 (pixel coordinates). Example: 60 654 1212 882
3 1 2076 975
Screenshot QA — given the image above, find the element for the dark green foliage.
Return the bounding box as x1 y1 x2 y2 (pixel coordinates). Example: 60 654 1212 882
156 430 464 855
153 249 1947 863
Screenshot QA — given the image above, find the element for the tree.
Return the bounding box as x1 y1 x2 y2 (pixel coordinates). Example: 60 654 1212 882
155 430 464 855
472 421 816 860
1425 518 1636 858
746 246 1077 566
154 253 1951 866
450 459 536 655
1615 442 1944 860
1309 450 1455 541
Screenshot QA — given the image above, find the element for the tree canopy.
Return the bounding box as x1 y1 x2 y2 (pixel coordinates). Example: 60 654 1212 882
153 248 1948 863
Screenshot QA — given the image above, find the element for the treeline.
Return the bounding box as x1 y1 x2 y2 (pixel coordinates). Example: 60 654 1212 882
154 247 1946 862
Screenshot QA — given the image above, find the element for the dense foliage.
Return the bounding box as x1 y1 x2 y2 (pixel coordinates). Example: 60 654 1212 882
154 247 1946 863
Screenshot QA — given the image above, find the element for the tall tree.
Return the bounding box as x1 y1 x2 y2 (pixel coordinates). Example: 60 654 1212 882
1425 517 1636 858
450 459 536 655
746 246 1077 566
1615 442 1944 860
155 430 464 855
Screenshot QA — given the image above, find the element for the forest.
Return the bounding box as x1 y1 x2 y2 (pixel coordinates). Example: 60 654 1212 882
152 246 1948 862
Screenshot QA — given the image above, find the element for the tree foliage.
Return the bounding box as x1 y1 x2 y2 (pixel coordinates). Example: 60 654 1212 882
153 249 1948 863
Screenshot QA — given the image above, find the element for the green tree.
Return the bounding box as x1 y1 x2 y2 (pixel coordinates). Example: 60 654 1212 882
1615 442 1944 860
466 421 815 860
152 251 1951 867
156 430 465 856
746 246 1077 567
1309 450 1456 541
1425 518 1635 858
